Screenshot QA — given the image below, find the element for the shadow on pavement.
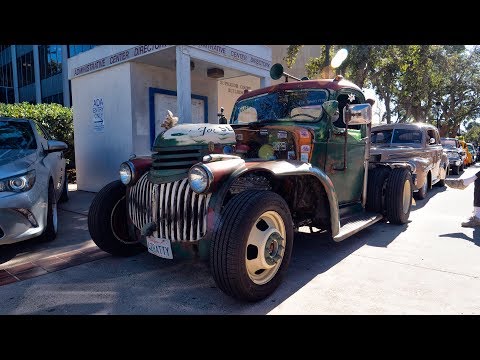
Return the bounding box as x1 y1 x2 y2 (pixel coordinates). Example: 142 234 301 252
439 228 480 247
6 219 409 315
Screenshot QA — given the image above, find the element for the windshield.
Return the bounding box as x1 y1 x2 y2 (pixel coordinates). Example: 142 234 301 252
230 89 328 124
0 120 37 150
371 128 423 145
441 138 457 148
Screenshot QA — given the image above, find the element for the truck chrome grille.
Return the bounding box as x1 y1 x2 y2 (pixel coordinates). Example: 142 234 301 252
128 173 211 242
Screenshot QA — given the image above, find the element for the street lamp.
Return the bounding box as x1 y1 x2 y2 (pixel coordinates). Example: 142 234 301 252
434 101 442 129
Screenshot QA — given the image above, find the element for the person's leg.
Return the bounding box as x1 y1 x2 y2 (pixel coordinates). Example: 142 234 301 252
461 171 480 227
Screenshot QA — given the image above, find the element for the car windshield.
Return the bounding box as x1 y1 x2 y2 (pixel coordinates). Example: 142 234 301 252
441 139 457 148
0 120 37 150
371 128 423 145
230 89 328 124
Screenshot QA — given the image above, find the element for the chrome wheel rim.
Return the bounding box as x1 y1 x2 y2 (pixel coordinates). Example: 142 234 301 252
403 180 411 214
245 211 286 285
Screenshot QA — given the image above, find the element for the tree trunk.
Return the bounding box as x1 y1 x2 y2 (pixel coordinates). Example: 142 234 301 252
386 93 392 124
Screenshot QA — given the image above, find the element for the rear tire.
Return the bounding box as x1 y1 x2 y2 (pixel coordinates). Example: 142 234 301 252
88 180 144 256
451 165 459 175
39 181 58 242
58 168 69 203
385 168 412 224
366 167 390 213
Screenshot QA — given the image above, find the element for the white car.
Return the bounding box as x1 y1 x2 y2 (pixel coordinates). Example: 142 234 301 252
0 117 68 245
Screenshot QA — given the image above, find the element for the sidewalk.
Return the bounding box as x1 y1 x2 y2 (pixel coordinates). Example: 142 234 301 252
0 184 107 283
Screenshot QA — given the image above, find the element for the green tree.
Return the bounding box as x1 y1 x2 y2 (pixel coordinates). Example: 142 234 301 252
0 102 75 167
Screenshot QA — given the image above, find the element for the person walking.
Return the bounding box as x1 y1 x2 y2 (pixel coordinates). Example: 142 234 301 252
445 171 480 227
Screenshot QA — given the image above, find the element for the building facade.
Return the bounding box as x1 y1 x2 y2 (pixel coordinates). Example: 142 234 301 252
0 45 95 106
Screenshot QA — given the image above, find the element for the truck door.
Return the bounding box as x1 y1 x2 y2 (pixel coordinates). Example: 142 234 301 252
325 123 367 205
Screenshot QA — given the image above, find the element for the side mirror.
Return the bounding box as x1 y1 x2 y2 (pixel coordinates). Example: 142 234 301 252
47 140 68 153
344 103 372 125
429 138 436 145
322 100 339 120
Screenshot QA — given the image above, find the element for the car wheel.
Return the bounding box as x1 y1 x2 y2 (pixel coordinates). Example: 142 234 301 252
210 190 293 302
460 164 464 172
88 180 144 256
39 181 58 242
58 168 69 203
414 178 428 200
385 168 413 225
452 165 459 175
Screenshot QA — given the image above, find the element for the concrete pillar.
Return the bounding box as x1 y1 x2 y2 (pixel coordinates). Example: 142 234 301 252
175 46 192 123
33 45 42 103
10 45 19 102
260 77 271 88
61 45 71 107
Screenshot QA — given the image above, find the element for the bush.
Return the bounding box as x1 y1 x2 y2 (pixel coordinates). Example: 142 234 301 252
0 102 75 169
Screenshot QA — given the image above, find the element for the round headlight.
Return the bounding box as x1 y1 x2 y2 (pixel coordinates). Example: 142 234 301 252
188 165 212 194
9 176 27 191
119 162 133 185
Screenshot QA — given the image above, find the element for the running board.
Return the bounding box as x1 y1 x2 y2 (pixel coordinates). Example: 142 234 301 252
333 212 383 242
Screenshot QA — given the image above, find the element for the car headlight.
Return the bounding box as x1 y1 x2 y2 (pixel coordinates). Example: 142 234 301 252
119 161 135 185
188 165 213 194
0 170 36 192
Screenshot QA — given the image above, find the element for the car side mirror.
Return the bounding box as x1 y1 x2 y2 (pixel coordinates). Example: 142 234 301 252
47 140 68 153
344 103 372 125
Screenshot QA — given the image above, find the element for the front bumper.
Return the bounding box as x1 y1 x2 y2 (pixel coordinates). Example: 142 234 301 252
448 159 462 167
0 189 46 245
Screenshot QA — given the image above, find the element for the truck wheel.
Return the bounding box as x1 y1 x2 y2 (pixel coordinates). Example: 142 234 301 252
414 178 428 200
88 180 144 256
210 190 293 302
451 165 459 175
385 168 412 224
366 167 390 213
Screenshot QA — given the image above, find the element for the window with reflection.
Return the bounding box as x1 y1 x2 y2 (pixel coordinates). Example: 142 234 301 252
68 45 95 57
39 45 63 80
16 51 35 87
42 92 64 106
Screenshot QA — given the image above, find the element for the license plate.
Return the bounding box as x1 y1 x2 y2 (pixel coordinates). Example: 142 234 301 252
146 236 173 259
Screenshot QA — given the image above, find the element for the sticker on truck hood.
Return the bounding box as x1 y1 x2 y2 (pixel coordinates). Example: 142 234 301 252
159 123 236 146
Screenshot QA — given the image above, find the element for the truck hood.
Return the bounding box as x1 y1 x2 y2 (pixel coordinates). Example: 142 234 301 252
0 149 38 177
153 123 236 149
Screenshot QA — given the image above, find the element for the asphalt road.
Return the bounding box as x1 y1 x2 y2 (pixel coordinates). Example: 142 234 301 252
1 167 480 314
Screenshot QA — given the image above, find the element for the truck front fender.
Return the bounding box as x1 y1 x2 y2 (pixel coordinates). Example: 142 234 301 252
206 160 340 237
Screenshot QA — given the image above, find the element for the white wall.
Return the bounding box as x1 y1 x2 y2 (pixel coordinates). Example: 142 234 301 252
130 62 218 156
71 62 133 192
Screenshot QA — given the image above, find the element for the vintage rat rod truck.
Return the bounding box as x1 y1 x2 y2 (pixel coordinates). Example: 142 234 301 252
88 65 415 302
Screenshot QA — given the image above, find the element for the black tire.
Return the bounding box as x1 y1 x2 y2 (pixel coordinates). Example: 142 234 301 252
460 164 464 172
385 168 412 224
88 180 144 256
58 168 69 203
451 165 459 175
366 167 390 213
414 176 428 200
39 181 58 242
210 190 293 302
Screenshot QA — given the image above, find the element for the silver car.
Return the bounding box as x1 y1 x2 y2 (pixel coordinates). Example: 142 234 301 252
0 117 68 245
